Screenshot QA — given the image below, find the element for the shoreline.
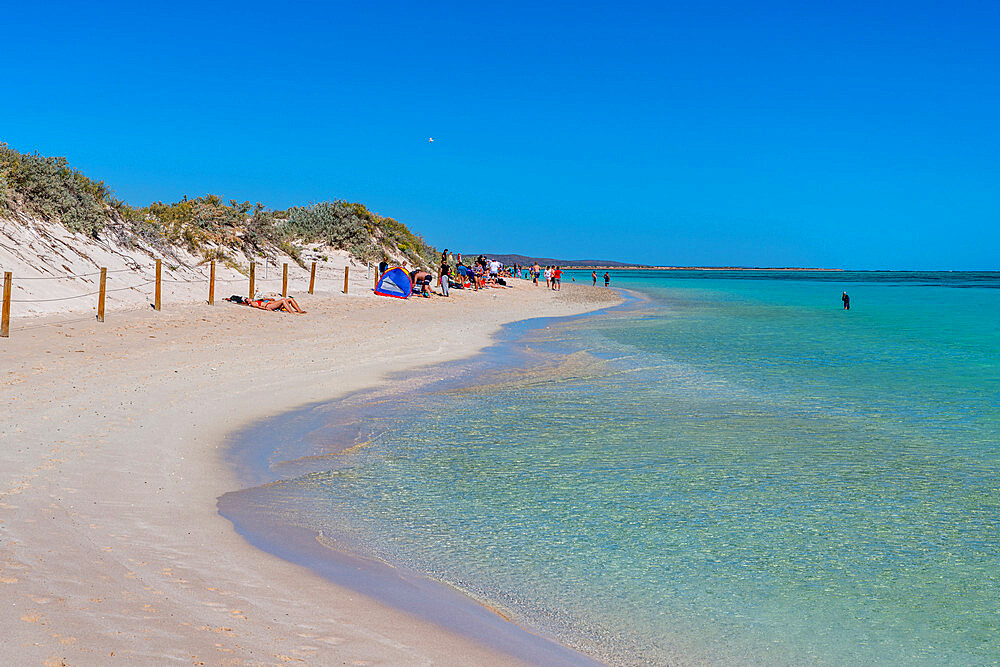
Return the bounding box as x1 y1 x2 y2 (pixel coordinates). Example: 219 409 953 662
562 266 844 271
217 293 645 662
0 281 622 664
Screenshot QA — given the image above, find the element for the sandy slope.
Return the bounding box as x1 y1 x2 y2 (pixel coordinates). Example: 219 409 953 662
0 211 381 318
0 280 622 666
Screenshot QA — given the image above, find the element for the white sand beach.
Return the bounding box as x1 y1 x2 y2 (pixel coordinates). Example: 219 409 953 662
0 281 622 665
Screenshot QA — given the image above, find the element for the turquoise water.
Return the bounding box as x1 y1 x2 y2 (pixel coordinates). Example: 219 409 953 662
228 271 1000 664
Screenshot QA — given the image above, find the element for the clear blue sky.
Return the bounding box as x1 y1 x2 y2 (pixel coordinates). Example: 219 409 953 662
3 0 998 269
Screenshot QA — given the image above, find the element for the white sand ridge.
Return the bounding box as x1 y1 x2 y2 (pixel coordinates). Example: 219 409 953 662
1 210 388 319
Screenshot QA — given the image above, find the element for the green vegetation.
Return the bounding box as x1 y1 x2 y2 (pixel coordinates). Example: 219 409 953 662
0 143 438 268
0 143 114 236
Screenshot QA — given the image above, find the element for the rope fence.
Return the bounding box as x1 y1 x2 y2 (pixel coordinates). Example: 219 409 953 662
11 268 135 280
10 281 156 303
1 259 363 338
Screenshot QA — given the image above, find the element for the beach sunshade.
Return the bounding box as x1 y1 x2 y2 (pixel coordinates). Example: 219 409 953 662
374 267 411 299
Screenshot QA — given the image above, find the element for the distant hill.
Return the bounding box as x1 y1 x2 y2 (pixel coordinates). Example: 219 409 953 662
472 253 645 268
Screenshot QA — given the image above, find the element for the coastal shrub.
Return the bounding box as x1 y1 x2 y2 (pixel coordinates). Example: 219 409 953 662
277 240 305 268
190 196 253 231
1 144 438 269
200 247 230 263
350 239 388 265
117 205 170 250
0 151 12 212
241 207 277 251
181 226 206 252
124 196 268 255
0 143 112 236
285 201 370 250
376 215 437 266
335 201 437 266
0 174 9 213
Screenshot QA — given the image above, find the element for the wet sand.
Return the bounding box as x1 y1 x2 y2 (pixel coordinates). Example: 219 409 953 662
0 282 621 665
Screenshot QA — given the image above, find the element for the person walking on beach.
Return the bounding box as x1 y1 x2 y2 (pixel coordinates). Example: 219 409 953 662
533 263 540 286
842 291 850 310
439 261 450 297
552 266 562 291
592 270 597 286
604 271 610 287
544 266 552 289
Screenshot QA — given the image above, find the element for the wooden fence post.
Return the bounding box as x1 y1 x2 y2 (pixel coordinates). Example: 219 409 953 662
97 268 107 322
154 259 162 311
249 262 256 299
209 260 216 305
1 272 11 338
343 266 349 294
309 261 316 294
282 263 288 297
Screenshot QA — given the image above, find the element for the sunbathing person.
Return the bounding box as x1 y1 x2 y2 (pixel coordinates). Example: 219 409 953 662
248 296 307 314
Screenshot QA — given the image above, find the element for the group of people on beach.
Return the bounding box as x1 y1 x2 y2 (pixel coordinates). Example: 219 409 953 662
434 254 615 296
404 250 518 298
377 251 522 299
525 264 562 289
229 250 616 311
403 252 615 298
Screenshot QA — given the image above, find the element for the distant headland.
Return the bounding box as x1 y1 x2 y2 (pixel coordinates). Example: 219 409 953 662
477 253 841 271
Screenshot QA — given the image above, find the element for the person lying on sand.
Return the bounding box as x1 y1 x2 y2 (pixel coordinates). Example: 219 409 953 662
248 296 307 314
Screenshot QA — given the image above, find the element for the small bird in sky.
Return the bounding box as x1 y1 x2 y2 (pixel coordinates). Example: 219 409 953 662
428 137 434 143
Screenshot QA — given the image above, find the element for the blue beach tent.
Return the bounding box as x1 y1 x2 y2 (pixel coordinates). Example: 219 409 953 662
374 267 411 299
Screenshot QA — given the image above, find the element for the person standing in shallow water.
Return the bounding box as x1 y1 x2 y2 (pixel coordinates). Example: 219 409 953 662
592 270 597 286
604 272 610 287
842 291 850 310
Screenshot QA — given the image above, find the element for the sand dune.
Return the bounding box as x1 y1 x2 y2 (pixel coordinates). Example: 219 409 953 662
0 211 378 318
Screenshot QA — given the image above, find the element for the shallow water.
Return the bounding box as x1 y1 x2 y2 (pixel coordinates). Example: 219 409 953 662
224 271 1000 664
